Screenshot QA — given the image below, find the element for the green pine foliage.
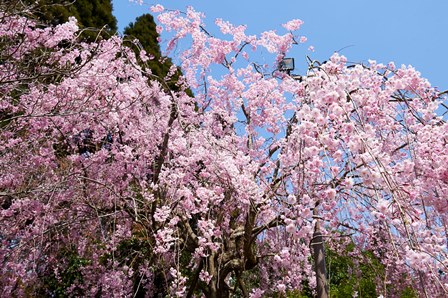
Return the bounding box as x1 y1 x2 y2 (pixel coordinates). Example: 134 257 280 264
284 244 418 298
124 14 192 95
25 1 188 92
326 246 378 297
26 0 117 40
124 14 166 79
325 245 417 298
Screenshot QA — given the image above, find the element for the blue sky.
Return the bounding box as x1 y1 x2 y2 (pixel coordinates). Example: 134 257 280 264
112 0 448 90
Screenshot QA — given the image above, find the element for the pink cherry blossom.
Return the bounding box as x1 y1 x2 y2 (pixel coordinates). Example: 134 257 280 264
1 2 447 298
282 19 304 31
150 4 164 13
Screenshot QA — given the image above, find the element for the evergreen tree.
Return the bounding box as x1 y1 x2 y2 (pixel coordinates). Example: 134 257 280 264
124 14 165 79
124 14 190 94
27 0 117 39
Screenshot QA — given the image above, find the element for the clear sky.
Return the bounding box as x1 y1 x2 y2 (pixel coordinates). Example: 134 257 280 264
112 0 448 91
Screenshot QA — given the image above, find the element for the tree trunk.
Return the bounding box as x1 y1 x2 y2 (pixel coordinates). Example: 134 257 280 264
311 207 328 298
208 278 230 298
206 252 230 298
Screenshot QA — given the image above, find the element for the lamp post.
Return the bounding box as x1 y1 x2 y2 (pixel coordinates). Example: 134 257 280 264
279 56 328 298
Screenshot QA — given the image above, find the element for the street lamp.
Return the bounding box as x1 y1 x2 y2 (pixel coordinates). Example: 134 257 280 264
279 57 302 81
279 57 295 74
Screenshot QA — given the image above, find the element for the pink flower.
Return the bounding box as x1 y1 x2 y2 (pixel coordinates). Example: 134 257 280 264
199 270 212 284
150 4 164 13
326 188 336 200
154 206 171 222
250 289 265 298
286 223 296 234
277 283 286 293
274 255 282 263
282 19 304 31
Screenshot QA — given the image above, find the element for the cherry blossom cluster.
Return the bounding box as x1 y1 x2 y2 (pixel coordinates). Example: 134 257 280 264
0 2 447 297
